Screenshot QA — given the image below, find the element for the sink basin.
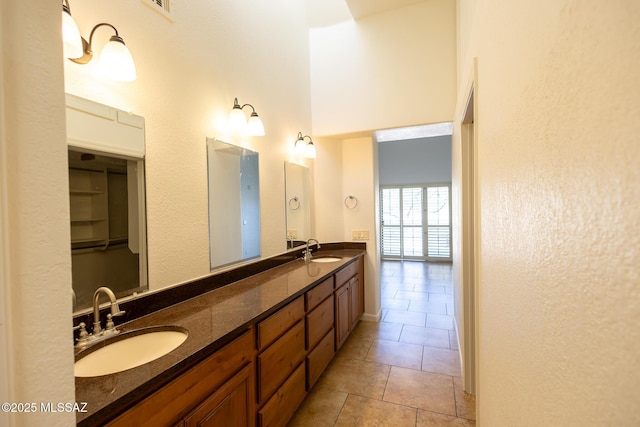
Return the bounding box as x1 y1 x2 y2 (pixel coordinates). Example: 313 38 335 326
74 326 188 377
311 256 343 263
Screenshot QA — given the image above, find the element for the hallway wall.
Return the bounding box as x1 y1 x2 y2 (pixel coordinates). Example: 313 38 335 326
454 0 640 425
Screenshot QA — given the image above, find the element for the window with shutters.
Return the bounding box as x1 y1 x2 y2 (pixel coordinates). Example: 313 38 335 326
380 184 451 261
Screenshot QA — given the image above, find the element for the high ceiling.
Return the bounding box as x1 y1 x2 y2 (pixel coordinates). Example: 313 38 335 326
306 0 428 27
345 0 428 20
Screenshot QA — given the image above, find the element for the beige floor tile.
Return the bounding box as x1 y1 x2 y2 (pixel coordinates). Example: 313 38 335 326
335 332 374 361
417 410 476 426
334 394 417 427
422 346 461 377
400 325 451 349
351 320 403 342
408 299 448 315
288 387 348 427
453 377 476 420
384 309 427 327
365 339 423 370
395 290 431 302
383 298 411 310
384 366 456 416
426 314 454 331
315 357 391 399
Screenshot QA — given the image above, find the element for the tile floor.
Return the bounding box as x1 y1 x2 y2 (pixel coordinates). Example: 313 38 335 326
288 260 476 427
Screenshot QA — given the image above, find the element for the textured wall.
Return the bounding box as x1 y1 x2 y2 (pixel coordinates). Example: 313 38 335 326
64 0 312 290
455 0 640 424
1 1 75 425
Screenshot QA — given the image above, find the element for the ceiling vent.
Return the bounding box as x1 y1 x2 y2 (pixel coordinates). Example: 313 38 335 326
141 0 174 21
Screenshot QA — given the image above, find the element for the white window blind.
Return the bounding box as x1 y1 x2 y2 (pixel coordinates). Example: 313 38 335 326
380 184 451 261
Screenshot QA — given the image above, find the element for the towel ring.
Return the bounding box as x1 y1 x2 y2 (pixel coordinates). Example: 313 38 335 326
289 196 300 210
344 194 358 209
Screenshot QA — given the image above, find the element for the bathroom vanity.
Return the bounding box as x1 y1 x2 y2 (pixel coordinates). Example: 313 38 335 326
75 246 365 427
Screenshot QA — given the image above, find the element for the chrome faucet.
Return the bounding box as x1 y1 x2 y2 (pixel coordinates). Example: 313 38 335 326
303 239 321 263
74 286 126 348
91 286 125 336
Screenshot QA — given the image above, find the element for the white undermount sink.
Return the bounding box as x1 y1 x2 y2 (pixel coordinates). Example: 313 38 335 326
74 327 188 377
311 256 343 263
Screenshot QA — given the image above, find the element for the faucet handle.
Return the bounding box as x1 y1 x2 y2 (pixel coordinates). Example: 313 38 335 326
73 322 89 344
105 314 115 330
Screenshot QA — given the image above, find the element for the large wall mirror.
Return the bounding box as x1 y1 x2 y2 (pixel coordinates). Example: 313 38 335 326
66 94 148 313
207 138 261 270
284 161 312 249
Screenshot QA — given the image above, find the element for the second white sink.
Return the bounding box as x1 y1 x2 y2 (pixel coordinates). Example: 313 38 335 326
311 256 343 263
74 327 188 377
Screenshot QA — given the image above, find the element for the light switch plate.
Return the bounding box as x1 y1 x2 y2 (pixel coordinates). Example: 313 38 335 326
352 230 369 240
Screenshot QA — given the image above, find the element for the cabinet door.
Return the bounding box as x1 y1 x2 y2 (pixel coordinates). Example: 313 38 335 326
183 364 255 427
350 275 363 330
334 283 350 351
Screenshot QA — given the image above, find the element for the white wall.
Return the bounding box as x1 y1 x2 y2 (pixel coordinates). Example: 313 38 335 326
64 0 312 290
454 0 640 425
309 0 457 136
378 135 452 186
1 2 75 426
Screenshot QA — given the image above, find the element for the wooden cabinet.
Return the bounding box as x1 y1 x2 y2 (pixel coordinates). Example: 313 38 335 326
306 329 335 389
183 364 254 427
350 275 364 330
257 363 306 427
256 297 306 427
334 282 351 350
334 256 365 351
257 320 305 403
106 329 255 427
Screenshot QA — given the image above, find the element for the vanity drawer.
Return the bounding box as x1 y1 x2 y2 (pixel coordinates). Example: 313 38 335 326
335 260 358 288
257 297 304 351
258 362 306 427
306 294 334 350
306 328 335 389
305 277 333 311
257 320 305 403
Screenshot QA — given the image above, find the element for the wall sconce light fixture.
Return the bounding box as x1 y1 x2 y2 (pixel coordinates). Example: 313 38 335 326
62 0 83 58
62 1 137 82
228 98 265 136
294 132 316 159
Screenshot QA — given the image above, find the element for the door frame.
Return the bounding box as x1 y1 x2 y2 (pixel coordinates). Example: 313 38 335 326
460 63 478 395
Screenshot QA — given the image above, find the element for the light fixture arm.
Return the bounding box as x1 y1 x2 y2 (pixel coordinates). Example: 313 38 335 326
71 23 121 64
233 98 258 115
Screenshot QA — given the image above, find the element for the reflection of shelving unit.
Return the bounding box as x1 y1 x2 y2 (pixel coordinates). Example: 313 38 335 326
69 168 109 248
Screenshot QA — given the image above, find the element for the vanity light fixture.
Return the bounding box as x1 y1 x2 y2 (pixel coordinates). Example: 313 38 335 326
294 132 316 159
62 1 137 82
228 98 265 136
62 0 83 58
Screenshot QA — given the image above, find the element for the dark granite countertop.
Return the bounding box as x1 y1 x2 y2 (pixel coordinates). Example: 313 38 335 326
75 248 364 426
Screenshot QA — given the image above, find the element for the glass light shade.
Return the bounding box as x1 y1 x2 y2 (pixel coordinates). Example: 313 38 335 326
99 37 137 82
62 10 83 59
247 113 265 136
228 107 247 134
305 141 316 159
294 136 306 156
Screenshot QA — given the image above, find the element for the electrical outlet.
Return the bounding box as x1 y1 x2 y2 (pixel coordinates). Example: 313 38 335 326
352 230 370 240
287 230 298 239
